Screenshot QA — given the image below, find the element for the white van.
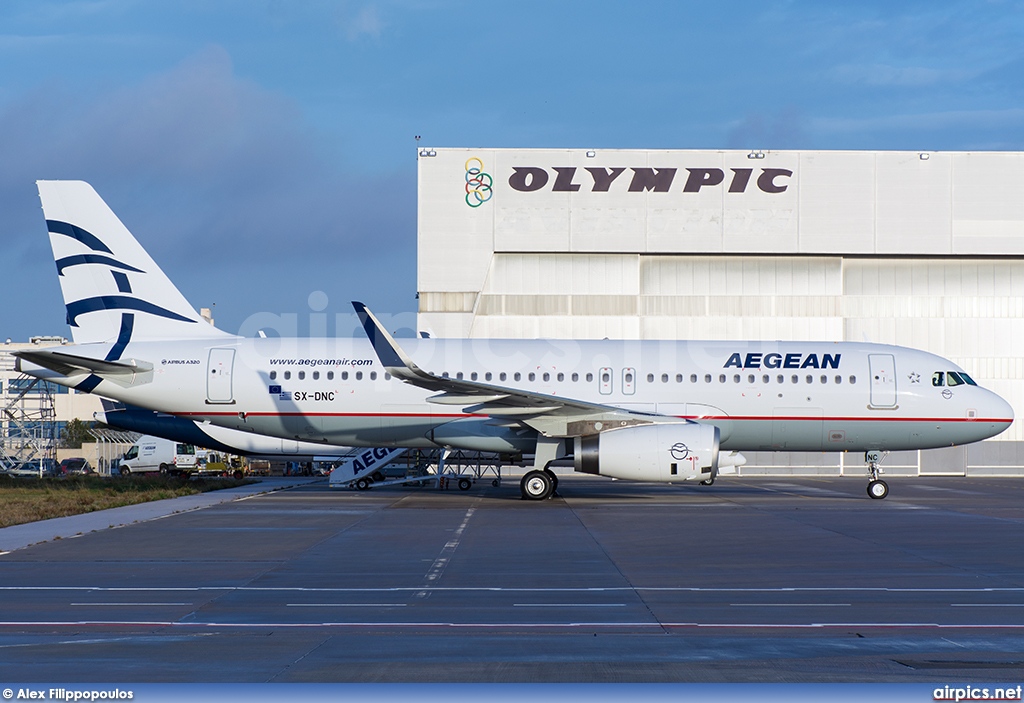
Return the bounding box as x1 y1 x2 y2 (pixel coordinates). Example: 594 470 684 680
118 436 197 476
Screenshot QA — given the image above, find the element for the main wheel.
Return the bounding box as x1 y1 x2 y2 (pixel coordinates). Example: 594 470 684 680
520 470 554 501
458 478 471 491
700 476 715 486
867 479 889 499
544 469 559 493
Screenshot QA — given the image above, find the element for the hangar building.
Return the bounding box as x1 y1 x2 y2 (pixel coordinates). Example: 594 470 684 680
417 148 1024 475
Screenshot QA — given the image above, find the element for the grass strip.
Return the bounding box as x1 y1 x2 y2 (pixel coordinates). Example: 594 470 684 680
0 474 255 528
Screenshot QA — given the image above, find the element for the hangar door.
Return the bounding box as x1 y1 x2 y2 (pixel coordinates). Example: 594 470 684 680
207 348 235 404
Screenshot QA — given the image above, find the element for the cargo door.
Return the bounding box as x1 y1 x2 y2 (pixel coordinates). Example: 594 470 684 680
207 348 235 404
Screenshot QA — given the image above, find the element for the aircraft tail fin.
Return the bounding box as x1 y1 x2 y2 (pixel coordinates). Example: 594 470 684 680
37 180 232 344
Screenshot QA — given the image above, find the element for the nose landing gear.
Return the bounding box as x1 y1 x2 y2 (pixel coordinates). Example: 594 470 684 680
865 450 889 499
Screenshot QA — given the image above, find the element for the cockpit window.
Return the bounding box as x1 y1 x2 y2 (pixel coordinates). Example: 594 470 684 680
933 371 979 387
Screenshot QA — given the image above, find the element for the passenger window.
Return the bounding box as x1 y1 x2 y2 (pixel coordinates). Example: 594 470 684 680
327 371 334 380
456 372 464 380
514 372 521 382
834 375 841 384
662 374 669 383
500 372 507 381
471 372 478 381
356 371 363 380
542 372 550 382
270 371 277 380
284 371 291 380
718 374 726 383
313 371 319 380
557 373 564 382
370 371 377 380
932 372 945 387
690 374 698 383
601 371 610 383
572 373 579 382
675 374 683 383
747 374 755 384
342 371 348 380
777 375 784 384
298 371 305 380
763 375 770 384
528 372 536 382
806 375 813 384
647 373 654 383
385 373 391 380
586 373 593 382
485 372 492 381
733 374 741 383
704 374 712 383
849 375 856 384
820 375 827 384
791 375 798 384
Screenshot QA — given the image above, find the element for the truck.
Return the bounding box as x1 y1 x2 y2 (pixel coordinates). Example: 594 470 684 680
117 436 197 477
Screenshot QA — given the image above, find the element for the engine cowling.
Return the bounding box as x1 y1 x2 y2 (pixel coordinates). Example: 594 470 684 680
573 422 720 483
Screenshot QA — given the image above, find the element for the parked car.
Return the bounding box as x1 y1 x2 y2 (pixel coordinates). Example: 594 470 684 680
3 458 58 478
58 457 94 475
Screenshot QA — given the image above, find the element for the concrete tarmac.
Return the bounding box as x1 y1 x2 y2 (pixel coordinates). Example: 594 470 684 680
1 474 1024 682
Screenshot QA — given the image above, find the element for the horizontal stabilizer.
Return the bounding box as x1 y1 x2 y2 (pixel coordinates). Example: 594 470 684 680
13 349 151 377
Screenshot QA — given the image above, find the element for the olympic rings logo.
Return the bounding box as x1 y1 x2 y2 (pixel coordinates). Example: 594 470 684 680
465 157 493 208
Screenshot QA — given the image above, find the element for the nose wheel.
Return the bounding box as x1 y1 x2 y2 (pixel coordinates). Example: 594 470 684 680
867 479 889 499
865 450 889 500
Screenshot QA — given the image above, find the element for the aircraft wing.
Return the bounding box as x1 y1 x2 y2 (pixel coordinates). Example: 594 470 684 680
353 302 684 437
13 349 152 377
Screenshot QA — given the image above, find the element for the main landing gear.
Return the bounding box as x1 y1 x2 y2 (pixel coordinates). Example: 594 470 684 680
865 450 889 500
520 469 558 501
520 437 566 501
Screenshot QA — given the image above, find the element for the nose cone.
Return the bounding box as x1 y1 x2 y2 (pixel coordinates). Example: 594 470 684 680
982 389 1014 439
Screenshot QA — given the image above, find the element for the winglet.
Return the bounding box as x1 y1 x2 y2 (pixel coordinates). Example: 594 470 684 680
352 301 425 378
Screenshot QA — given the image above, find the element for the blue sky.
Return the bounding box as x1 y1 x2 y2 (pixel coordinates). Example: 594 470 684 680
1 0 1022 340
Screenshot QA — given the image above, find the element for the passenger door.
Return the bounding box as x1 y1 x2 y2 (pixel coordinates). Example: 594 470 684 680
207 348 235 404
868 354 897 408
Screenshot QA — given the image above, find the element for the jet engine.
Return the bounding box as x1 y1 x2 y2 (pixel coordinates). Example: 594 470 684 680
573 422 720 482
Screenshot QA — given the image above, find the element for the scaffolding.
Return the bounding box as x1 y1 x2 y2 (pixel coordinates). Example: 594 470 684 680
0 355 59 475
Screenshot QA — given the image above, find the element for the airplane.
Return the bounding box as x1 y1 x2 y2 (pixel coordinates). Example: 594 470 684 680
14 180 1014 500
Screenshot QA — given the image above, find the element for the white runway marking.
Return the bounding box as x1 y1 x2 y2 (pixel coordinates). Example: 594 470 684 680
286 603 407 608
512 604 626 608
2 620 1024 630
70 602 193 607
730 603 851 607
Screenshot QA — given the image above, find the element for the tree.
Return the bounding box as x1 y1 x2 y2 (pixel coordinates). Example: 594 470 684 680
61 418 93 449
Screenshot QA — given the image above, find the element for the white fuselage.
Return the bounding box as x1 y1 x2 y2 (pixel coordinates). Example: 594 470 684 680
26 336 1014 455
